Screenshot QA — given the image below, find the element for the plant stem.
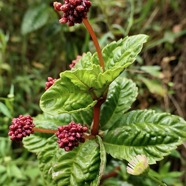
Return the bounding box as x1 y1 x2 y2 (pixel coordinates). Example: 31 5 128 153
33 127 57 134
101 166 121 183
83 18 105 70
148 170 167 186
91 98 105 135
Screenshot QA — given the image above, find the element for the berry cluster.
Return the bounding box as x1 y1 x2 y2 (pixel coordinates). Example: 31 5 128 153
8 115 35 141
53 0 92 26
69 55 82 69
56 122 88 151
45 77 57 90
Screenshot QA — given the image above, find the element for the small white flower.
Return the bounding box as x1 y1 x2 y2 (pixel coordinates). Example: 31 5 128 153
127 155 149 175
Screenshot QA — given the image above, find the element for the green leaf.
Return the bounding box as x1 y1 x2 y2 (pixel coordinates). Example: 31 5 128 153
91 136 106 186
21 4 50 35
73 52 99 70
23 133 51 154
103 110 186 164
140 65 163 78
38 137 101 186
100 77 138 130
100 34 148 70
36 111 92 129
38 136 58 185
71 109 93 126
62 65 103 96
92 35 148 91
0 102 12 118
40 77 96 115
34 113 72 129
139 77 167 96
64 65 120 98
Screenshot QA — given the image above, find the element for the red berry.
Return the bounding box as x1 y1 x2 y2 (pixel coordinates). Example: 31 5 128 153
53 0 92 26
69 54 83 69
56 121 88 151
76 5 84 12
53 2 63 11
45 77 57 90
8 115 35 141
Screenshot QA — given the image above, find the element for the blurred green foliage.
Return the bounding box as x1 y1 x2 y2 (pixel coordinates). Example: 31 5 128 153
0 0 186 185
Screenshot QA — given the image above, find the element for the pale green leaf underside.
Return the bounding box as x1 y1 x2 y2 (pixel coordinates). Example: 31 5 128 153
103 110 186 164
38 137 100 186
40 77 96 115
100 77 138 130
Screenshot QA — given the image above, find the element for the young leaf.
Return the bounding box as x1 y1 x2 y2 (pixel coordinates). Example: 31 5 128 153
92 34 148 71
38 137 101 186
65 66 111 98
21 4 50 35
40 77 96 115
62 65 103 97
91 35 148 89
73 52 99 70
103 110 186 164
100 77 138 130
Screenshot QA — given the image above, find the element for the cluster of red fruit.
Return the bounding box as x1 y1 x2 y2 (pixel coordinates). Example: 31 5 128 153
45 77 57 90
54 0 92 26
8 115 35 141
8 115 88 151
56 122 88 151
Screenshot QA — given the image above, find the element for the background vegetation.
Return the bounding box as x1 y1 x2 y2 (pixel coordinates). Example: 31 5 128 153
0 0 186 185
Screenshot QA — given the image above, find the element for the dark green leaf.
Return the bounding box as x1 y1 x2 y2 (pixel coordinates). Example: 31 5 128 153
38 137 100 186
103 110 186 164
100 77 138 130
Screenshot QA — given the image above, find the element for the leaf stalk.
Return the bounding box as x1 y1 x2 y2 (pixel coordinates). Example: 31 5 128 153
33 127 57 134
83 18 105 70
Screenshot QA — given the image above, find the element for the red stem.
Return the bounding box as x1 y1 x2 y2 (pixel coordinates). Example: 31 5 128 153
33 127 57 134
83 18 105 70
101 166 121 183
91 98 105 136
